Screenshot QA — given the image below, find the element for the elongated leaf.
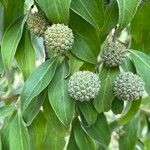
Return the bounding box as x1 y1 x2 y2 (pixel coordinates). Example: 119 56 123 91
74 120 95 150
21 58 58 111
111 97 124 115
36 0 71 24
9 111 30 150
67 128 79 150
0 3 4 44
43 99 68 150
116 0 142 31
100 0 118 39
118 100 141 125
130 50 150 95
16 29 36 80
131 2 150 54
119 118 138 150
69 10 101 64
121 57 136 73
1 16 26 70
69 53 83 74
77 101 98 125
71 0 104 31
28 111 46 150
48 61 75 126
83 113 111 147
0 105 14 119
94 66 120 113
23 91 46 126
4 0 24 29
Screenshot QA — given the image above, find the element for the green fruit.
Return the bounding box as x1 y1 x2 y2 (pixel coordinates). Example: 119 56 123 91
44 24 74 55
113 72 145 101
101 42 128 67
27 11 49 37
68 71 100 101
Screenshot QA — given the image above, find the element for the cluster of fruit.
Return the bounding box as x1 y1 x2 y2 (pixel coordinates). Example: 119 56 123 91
27 6 145 103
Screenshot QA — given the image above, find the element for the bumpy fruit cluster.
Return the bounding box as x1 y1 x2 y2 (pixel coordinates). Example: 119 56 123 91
44 24 74 54
113 72 145 101
27 11 49 37
68 71 100 101
101 42 128 67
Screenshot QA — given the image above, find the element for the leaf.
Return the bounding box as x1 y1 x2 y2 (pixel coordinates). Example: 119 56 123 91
83 113 111 147
118 100 141 125
74 119 95 150
71 0 104 31
9 111 30 150
100 0 119 40
15 29 36 80
1 16 26 70
130 50 150 95
3 0 24 29
36 0 71 24
48 61 75 126
119 117 138 150
0 3 4 44
43 98 68 150
0 136 1 150
28 111 47 150
131 2 150 54
0 105 14 119
111 97 124 115
77 101 98 125
68 53 83 74
116 0 142 31
0 53 4 74
69 10 101 64
121 57 136 73
21 58 58 111
23 91 46 126
94 66 120 113
67 128 79 150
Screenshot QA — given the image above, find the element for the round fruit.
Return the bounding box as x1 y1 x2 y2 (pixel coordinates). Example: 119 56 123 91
68 71 100 101
113 72 145 101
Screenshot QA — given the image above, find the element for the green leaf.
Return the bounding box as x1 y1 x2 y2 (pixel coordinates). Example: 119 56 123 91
121 57 136 73
68 53 83 74
43 98 68 150
1 16 26 70
119 118 138 150
71 0 104 31
36 0 71 24
118 100 141 125
0 3 4 44
94 66 120 113
83 113 111 147
0 136 2 150
74 119 95 150
28 111 46 150
23 91 46 126
77 101 98 125
48 61 75 126
100 0 118 40
21 58 58 111
15 29 36 80
0 53 4 74
0 105 14 119
111 97 124 115
69 10 101 64
9 111 30 150
4 0 24 29
130 50 150 95
131 2 150 54
116 0 142 31
67 128 79 150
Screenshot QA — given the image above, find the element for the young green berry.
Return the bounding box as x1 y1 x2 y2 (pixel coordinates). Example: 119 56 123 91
68 71 100 102
44 24 74 54
27 11 49 37
113 72 145 101
101 42 128 67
